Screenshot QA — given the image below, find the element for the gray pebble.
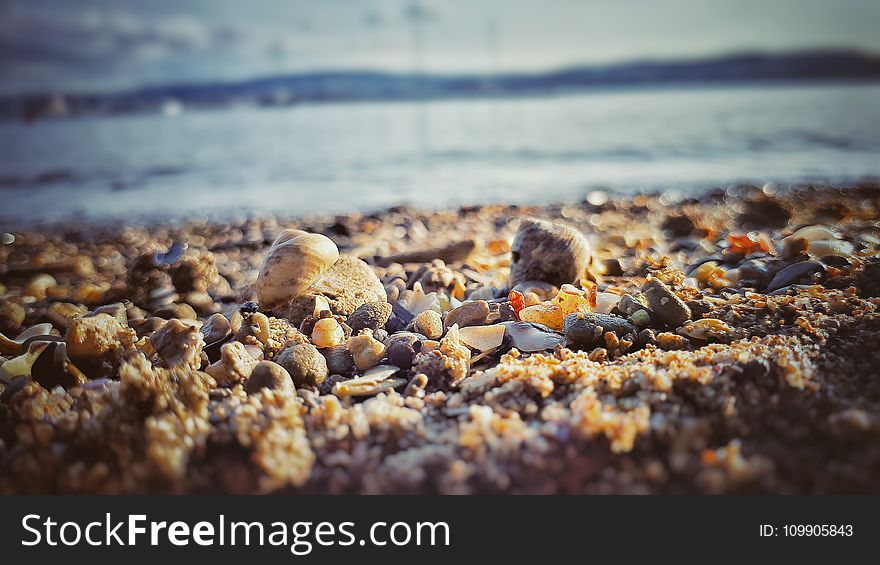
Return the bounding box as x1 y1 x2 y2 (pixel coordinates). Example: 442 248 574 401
322 345 356 377
509 218 591 288
346 301 393 333
275 343 328 387
564 312 637 350
245 361 295 394
642 279 691 328
444 300 489 330
385 332 423 369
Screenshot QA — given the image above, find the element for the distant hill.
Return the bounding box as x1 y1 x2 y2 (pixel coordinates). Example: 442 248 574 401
5 49 880 120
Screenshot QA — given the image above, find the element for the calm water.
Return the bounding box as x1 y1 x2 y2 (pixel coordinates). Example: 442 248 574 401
2 83 879 225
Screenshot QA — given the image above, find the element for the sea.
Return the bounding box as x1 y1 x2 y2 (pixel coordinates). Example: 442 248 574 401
1 82 879 226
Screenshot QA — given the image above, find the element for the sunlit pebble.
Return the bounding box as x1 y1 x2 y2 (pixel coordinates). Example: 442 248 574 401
586 190 608 206
1 233 14 245
589 214 603 228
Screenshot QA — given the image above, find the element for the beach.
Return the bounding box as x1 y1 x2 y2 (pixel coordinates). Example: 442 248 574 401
1 183 878 494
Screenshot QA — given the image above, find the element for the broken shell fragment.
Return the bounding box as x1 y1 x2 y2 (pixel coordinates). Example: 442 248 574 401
332 365 405 397
0 323 58 356
502 321 566 352
678 318 735 340
458 323 506 352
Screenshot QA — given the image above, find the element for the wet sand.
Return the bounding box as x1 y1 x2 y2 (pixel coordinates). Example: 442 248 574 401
1 183 879 494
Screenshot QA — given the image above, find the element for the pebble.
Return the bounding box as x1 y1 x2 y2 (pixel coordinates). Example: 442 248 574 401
642 279 692 328
410 310 443 339
564 312 637 350
149 318 204 370
348 333 386 372
206 341 259 386
346 301 392 333
766 260 825 292
385 332 423 369
244 361 295 395
311 318 345 348
322 345 357 376
275 343 329 387
153 303 198 321
509 218 591 288
286 255 387 325
444 300 490 330
737 258 775 288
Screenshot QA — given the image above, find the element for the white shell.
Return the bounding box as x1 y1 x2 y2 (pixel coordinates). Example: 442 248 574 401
503 321 565 352
459 324 506 352
256 229 339 310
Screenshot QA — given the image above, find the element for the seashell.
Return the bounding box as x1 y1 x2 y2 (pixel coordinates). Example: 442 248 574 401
256 229 340 312
333 365 406 397
0 323 58 356
0 341 51 382
678 318 735 340
399 282 441 317
509 218 591 288
502 321 566 352
458 324 505 352
30 341 87 389
25 273 58 300
807 239 854 258
787 225 835 243
153 242 188 266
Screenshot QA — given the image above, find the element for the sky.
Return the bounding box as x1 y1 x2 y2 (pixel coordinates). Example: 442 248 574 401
1 0 879 95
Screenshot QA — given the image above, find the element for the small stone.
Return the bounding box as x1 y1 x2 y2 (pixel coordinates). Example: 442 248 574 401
602 258 624 277
206 341 259 386
410 310 443 340
444 300 490 330
766 260 825 292
311 317 344 348
346 301 392 333
245 361 295 395
275 343 328 387
564 312 637 350
509 218 591 288
323 345 356 376
385 332 422 369
149 318 204 370
153 302 198 320
285 256 387 325
642 279 691 328
348 334 386 372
